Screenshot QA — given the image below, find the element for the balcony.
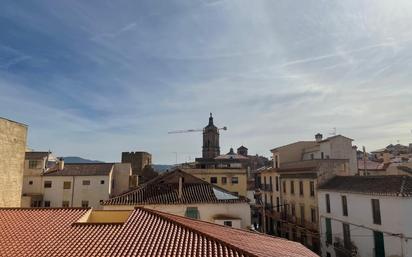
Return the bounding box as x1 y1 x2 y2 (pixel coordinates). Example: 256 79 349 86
261 184 273 192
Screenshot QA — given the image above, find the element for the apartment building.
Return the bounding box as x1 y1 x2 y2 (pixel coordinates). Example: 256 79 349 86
258 134 355 253
318 176 412 257
22 161 134 209
103 169 251 229
21 151 57 207
0 117 27 207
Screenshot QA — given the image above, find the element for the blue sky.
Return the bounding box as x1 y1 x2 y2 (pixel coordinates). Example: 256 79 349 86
1 0 412 164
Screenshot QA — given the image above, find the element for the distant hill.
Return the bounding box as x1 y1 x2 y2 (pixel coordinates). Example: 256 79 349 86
63 156 173 172
152 164 174 172
63 156 104 164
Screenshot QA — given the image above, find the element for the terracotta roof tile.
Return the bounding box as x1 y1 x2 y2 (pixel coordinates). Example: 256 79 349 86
0 208 317 257
44 163 114 176
318 175 412 197
104 169 248 205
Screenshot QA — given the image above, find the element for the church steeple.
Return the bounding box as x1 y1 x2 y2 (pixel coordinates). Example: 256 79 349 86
202 113 220 159
208 113 214 126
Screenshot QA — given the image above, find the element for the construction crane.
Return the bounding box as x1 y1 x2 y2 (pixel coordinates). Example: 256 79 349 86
168 126 227 134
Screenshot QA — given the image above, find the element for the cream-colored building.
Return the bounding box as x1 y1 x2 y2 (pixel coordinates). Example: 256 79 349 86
103 169 251 229
21 151 57 207
0 117 27 207
258 134 354 254
22 161 135 209
181 167 248 197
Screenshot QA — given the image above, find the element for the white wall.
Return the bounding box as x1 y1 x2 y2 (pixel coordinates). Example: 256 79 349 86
104 203 251 229
318 190 412 257
43 175 110 209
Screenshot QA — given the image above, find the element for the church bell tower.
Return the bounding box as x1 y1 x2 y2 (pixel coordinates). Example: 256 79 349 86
202 113 220 159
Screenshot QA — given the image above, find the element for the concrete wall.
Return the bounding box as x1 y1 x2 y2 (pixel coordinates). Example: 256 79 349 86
318 190 412 257
0 118 27 207
104 202 251 229
111 163 132 197
272 142 317 167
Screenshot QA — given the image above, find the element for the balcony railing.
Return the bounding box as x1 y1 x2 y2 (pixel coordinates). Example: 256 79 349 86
261 184 273 192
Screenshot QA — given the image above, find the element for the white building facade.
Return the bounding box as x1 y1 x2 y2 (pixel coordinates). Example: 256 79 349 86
23 161 134 209
318 176 412 257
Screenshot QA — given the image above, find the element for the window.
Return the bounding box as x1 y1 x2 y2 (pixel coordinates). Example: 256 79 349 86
63 181 71 189
326 253 331 257
231 177 238 184
269 176 273 190
325 218 332 245
291 203 296 216
275 176 279 191
221 177 227 184
44 201 50 207
100 180 105 184
223 221 232 227
290 181 295 194
82 180 91 186
210 177 217 184
310 181 315 197
81 201 89 208
44 181 52 188
276 197 280 212
326 194 331 213
343 223 351 250
341 195 348 216
300 205 305 224
185 207 199 219
270 195 273 207
321 152 324 159
373 231 385 257
299 181 303 196
283 181 286 193
264 194 267 205
372 199 381 225
31 200 42 207
29 160 38 169
310 153 314 160
311 208 316 223
275 155 279 168
29 180 33 185
284 200 288 216
62 201 70 208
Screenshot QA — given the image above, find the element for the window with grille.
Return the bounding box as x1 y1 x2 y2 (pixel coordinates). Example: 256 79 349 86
185 207 199 219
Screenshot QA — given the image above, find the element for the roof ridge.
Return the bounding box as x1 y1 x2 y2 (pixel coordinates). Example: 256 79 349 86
140 207 261 257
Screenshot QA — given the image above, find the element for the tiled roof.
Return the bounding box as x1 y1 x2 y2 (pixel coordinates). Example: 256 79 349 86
318 175 412 197
44 163 114 176
104 169 248 205
0 208 317 257
25 151 49 160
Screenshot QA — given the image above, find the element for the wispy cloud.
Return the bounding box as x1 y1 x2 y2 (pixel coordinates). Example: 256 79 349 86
0 0 411 163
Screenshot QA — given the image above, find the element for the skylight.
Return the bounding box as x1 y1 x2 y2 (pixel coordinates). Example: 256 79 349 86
213 188 238 200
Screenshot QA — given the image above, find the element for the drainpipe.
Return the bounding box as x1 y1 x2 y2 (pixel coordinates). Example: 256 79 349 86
71 176 75 207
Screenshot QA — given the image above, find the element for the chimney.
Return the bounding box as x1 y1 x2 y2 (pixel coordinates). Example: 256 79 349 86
178 176 183 199
315 133 323 142
58 158 64 171
382 151 391 164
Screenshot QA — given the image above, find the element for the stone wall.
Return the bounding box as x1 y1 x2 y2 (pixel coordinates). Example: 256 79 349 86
0 118 27 207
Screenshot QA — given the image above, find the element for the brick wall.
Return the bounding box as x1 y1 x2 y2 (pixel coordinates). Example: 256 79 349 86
0 118 27 207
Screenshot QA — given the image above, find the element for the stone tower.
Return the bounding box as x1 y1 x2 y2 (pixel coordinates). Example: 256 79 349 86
202 113 220 159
